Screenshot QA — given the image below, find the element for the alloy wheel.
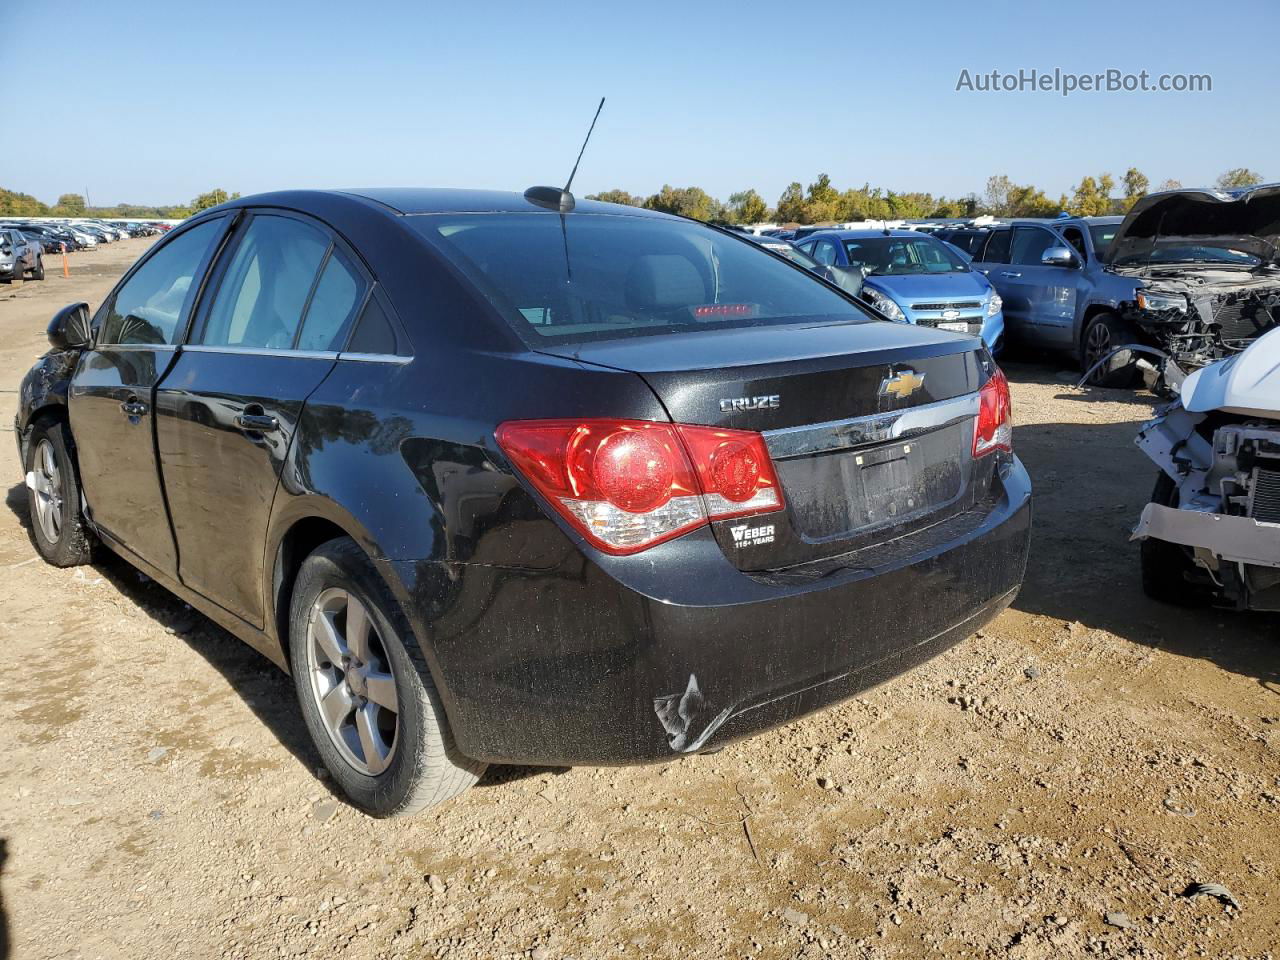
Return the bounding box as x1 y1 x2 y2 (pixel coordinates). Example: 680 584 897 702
305 587 400 775
1085 321 1113 376
30 439 63 543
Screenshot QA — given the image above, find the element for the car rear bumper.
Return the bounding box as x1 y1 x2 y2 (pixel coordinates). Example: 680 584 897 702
383 456 1032 766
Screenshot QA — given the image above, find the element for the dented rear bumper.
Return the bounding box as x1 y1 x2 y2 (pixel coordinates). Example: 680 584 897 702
384 456 1032 766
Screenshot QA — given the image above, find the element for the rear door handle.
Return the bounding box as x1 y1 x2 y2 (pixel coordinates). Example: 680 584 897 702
120 399 148 418
1000 271 1022 278
236 413 279 433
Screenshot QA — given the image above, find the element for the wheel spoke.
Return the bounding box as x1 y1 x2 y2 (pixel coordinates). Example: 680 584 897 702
345 598 371 663
312 610 346 665
41 442 56 477
318 683 353 732
355 703 390 774
30 473 51 497
364 670 397 712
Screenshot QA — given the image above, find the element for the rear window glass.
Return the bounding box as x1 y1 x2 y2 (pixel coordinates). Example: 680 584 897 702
409 213 871 345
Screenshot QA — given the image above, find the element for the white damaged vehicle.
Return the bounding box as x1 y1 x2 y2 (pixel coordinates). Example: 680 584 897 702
1133 325 1280 611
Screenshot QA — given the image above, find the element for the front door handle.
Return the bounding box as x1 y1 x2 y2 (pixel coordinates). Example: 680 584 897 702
236 412 279 433
120 399 148 418
1000 271 1022 278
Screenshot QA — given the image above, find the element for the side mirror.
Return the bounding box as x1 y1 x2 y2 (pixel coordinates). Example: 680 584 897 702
47 302 92 351
1041 246 1079 268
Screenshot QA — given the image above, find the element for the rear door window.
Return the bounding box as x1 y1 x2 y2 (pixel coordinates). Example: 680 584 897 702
198 215 328 349
99 218 224 345
296 251 366 351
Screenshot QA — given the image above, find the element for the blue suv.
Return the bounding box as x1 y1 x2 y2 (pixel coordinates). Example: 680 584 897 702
795 230 1005 353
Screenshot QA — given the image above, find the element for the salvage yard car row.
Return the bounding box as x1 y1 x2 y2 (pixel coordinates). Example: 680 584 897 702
754 184 1280 394
0 217 170 285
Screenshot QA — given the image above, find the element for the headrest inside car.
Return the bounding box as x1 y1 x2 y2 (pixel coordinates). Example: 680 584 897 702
625 255 706 310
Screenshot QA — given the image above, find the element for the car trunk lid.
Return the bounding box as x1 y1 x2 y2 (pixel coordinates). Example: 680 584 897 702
536 321 988 570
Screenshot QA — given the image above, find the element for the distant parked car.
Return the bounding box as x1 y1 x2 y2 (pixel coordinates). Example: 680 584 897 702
0 228 43 282
795 229 1004 353
73 223 112 243
65 226 97 249
968 193 1278 387
744 233 865 297
935 227 994 258
0 225 61 255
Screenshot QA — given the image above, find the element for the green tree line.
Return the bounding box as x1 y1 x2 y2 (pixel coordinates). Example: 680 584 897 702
0 186 242 220
589 167 1265 225
4 169 1265 225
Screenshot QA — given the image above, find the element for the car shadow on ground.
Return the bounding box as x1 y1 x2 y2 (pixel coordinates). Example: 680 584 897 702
1008 417 1280 695
4 482 561 797
0 837 9 960
1001 359 1167 405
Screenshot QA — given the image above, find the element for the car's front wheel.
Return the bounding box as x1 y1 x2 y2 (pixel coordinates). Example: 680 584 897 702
1080 311 1142 387
1140 473 1214 606
289 537 485 816
24 419 95 566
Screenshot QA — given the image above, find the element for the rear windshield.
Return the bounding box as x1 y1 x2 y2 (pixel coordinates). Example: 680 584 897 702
410 213 871 345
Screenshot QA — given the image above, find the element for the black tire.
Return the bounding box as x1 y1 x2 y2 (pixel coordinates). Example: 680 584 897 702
31 257 44 281
1140 473 1214 607
24 419 95 567
1080 311 1142 388
289 537 485 816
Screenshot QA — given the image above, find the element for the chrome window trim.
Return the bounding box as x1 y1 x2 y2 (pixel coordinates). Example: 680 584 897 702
180 344 339 360
94 343 178 353
764 392 980 460
336 352 413 365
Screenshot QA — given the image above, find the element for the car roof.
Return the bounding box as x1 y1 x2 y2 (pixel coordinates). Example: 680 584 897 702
220 187 678 220
806 229 934 240
1005 215 1124 228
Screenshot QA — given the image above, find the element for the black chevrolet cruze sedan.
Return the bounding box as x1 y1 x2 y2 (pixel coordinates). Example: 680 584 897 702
16 188 1031 816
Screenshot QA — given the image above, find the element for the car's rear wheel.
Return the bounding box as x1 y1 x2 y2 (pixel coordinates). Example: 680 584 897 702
24 420 95 567
1080 311 1142 387
31 257 44 281
289 537 485 816
1140 473 1214 606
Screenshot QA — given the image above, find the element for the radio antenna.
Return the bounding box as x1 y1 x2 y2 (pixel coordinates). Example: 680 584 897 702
524 97 606 213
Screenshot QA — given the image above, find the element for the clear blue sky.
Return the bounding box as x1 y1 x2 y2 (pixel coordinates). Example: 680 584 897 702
5 0 1276 207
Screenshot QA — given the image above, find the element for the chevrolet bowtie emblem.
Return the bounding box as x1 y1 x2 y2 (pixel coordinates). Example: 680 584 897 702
879 369 926 400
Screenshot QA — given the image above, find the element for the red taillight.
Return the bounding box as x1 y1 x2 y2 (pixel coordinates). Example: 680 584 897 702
496 419 784 555
675 425 782 518
973 368 1013 458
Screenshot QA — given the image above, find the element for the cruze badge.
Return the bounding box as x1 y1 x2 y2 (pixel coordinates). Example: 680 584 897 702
719 395 780 413
879 369 926 400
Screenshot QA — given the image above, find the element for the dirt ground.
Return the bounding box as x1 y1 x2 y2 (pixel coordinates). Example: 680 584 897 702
0 240 1276 960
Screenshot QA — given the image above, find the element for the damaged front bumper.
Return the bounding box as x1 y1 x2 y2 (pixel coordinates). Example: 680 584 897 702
384 457 1032 766
1133 504 1280 569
